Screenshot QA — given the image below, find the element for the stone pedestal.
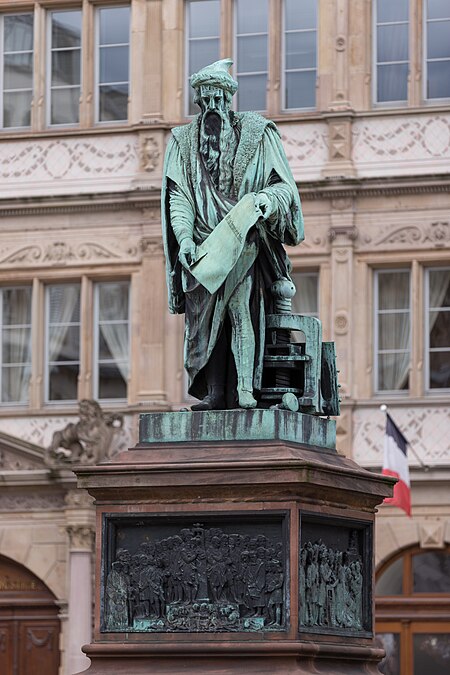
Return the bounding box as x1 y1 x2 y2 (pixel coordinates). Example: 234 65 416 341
75 410 393 674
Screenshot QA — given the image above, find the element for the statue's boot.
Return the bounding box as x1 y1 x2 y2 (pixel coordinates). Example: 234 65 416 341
191 385 225 411
237 385 257 409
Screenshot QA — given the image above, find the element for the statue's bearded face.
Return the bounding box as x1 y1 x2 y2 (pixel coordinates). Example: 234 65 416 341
198 85 230 114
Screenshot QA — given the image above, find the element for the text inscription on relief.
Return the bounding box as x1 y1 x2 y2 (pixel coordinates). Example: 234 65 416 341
299 517 372 635
102 515 287 633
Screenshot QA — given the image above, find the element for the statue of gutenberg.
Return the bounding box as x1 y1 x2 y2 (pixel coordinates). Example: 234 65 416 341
162 59 304 410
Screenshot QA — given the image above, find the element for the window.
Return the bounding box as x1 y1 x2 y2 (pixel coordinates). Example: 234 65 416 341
185 0 318 115
374 0 409 104
186 0 220 116
1 13 34 128
0 287 32 404
45 284 81 402
425 0 450 100
292 272 319 317
235 0 269 112
425 268 450 391
96 6 131 122
94 281 130 400
375 547 450 675
374 270 411 393
283 0 317 109
48 10 82 125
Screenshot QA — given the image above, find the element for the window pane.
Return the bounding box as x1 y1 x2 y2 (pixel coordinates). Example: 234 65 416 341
291 274 319 316
99 84 128 121
285 70 316 109
99 283 129 321
429 311 450 348
427 20 450 59
2 328 31 364
427 0 450 20
48 326 80 363
2 366 31 403
48 285 80 323
413 552 450 592
377 0 409 23
188 0 220 39
377 63 408 101
99 46 129 84
413 634 450 675
99 6 130 45
51 86 80 124
48 364 79 401
377 24 408 62
3 91 32 128
378 353 409 390
99 325 129 361
98 363 127 399
427 61 450 98
429 351 450 388
51 11 81 49
376 633 401 675
51 50 81 87
236 0 268 34
285 0 317 30
237 35 268 73
4 53 33 90
429 270 450 307
4 14 34 52
378 272 410 310
237 74 267 111
378 313 410 350
286 31 316 70
188 38 220 76
2 288 31 325
375 557 403 595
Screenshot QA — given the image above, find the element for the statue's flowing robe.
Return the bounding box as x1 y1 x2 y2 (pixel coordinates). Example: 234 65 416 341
162 112 304 400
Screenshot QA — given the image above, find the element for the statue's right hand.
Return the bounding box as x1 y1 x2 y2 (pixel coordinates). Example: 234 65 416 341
179 238 197 270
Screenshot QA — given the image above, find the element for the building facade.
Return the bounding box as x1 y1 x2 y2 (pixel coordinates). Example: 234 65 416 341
0 1 448 673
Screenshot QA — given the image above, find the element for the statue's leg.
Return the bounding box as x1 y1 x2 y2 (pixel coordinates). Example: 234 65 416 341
190 328 226 410
228 275 257 409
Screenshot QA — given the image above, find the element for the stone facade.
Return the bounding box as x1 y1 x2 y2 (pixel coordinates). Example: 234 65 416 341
0 1 449 673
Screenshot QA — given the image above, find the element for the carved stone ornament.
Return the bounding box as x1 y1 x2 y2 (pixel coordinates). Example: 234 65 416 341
103 520 286 633
67 525 95 551
64 488 94 509
44 399 123 469
141 135 161 173
0 240 137 267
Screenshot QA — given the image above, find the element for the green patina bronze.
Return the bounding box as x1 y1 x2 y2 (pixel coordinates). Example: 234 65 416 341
161 58 340 419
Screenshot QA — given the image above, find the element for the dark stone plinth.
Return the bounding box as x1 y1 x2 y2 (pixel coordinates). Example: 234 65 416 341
139 409 336 449
75 410 394 675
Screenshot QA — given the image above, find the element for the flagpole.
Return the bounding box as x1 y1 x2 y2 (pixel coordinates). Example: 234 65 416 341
380 405 430 472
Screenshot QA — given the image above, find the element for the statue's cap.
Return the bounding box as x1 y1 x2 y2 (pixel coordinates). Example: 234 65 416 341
190 58 238 95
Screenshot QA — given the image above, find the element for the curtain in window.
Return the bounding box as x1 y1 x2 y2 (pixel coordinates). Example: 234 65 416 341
99 322 129 380
2 290 31 402
429 269 450 330
378 278 410 391
292 275 318 315
98 285 129 380
48 285 80 362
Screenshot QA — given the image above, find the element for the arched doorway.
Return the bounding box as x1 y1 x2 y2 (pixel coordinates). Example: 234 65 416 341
375 545 450 674
0 554 61 675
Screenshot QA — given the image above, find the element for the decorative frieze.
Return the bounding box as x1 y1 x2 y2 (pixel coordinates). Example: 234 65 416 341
279 123 328 181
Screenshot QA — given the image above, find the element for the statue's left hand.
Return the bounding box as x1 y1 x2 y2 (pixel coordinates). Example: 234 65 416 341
256 192 274 220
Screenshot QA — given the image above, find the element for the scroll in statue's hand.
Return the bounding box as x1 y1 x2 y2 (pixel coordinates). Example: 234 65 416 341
179 238 197 270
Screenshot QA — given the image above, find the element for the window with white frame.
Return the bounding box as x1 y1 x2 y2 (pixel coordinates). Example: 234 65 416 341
374 0 409 104
374 270 411 393
424 0 450 100
49 9 82 125
291 271 319 317
45 283 81 402
425 267 450 390
283 0 317 110
186 0 220 116
235 0 269 112
96 5 131 122
1 13 34 128
0 287 32 404
93 281 130 400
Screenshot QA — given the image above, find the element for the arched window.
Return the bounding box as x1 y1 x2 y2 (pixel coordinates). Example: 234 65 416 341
375 546 450 674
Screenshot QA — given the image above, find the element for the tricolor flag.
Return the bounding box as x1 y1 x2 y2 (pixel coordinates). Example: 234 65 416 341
382 413 411 516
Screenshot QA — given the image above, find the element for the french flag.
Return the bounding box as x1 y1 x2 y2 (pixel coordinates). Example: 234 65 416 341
382 413 411 516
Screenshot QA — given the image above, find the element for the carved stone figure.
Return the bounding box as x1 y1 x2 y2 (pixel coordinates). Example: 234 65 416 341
45 399 123 468
162 59 304 411
299 531 364 632
103 523 285 633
